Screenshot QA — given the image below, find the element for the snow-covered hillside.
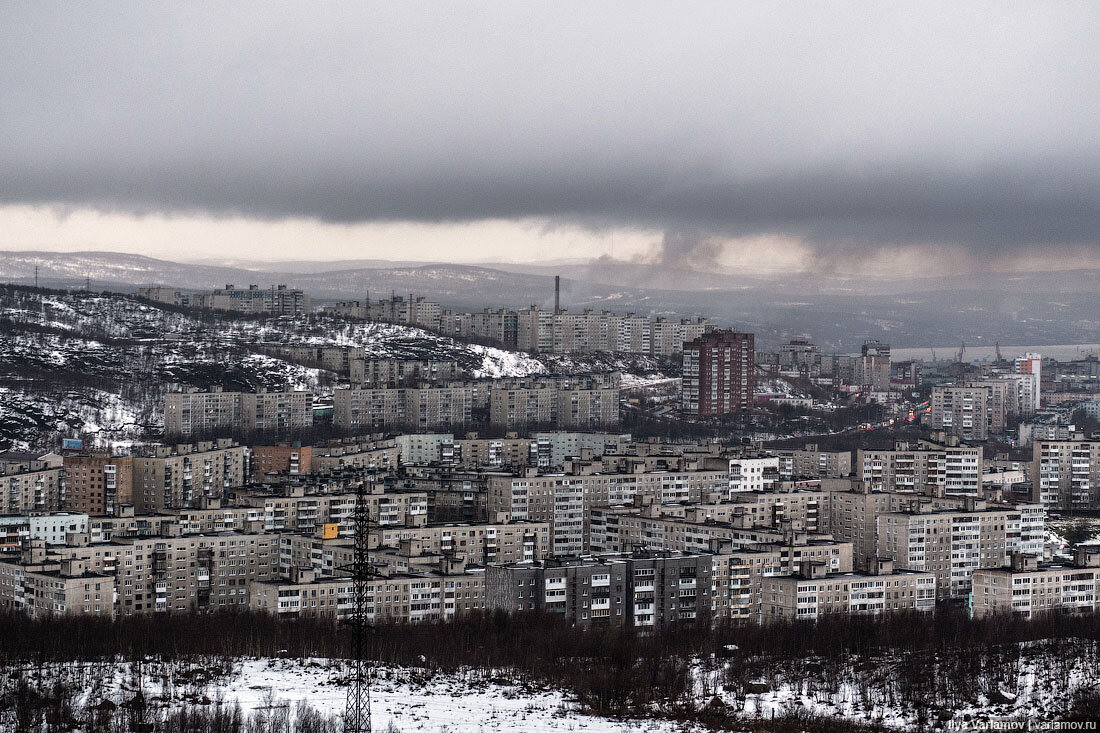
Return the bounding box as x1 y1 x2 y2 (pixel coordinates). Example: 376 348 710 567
0 287 672 450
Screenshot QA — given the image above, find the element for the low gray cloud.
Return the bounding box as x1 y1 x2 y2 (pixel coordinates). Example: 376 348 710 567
1 2 1099 261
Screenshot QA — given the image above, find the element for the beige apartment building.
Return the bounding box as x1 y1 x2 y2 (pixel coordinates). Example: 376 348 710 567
0 457 63 514
332 385 473 432
251 565 486 622
487 468 731 555
761 558 936 619
164 389 313 437
10 531 278 615
929 384 1007 440
132 440 248 513
368 520 552 565
971 549 1100 619
0 556 116 618
875 499 1046 599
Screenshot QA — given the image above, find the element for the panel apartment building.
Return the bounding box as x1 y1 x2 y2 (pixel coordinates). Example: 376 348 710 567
488 376 620 430
487 467 731 555
1031 438 1100 511
682 331 755 417
139 284 309 315
875 498 1047 600
0 455 63 514
971 548 1100 619
486 552 713 627
857 441 983 496
164 388 314 438
326 297 710 357
761 558 936 620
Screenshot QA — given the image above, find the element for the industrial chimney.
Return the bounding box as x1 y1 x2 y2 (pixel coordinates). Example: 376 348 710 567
554 275 560 314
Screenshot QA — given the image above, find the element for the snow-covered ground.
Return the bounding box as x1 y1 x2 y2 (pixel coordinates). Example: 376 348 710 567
13 658 684 733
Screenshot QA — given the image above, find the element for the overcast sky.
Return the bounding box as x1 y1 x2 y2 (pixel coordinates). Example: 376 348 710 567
1 2 1099 273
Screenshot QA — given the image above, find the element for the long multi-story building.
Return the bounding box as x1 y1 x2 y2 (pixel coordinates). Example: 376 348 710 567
971 549 1100 619
779 444 852 480
761 558 936 619
132 440 248 513
929 383 1008 440
333 384 474 432
368 520 552 565
857 441 983 496
1031 438 1100 510
682 331 755 417
875 499 1046 600
326 297 710 357
164 389 314 438
487 468 731 555
139 284 309 315
488 377 619 430
0 531 279 615
486 551 712 626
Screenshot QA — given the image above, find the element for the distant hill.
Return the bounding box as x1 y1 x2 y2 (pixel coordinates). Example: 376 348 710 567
1 250 1099 351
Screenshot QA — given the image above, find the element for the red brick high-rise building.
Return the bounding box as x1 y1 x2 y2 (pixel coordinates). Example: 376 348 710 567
681 331 754 416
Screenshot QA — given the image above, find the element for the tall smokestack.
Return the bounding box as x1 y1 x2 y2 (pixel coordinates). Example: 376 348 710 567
554 275 560 314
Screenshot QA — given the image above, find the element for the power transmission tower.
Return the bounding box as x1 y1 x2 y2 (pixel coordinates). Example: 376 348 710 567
343 475 375 733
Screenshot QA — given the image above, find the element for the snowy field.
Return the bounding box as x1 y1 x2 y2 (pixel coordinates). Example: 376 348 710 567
9 658 686 733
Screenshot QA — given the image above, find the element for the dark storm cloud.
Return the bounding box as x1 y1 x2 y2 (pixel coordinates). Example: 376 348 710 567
1 2 1099 259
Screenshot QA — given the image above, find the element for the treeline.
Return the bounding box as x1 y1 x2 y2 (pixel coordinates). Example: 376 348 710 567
0 608 1099 729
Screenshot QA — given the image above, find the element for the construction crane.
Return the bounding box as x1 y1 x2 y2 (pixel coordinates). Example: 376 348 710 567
343 474 376 733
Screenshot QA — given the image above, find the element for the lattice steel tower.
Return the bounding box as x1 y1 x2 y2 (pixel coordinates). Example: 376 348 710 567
343 476 373 733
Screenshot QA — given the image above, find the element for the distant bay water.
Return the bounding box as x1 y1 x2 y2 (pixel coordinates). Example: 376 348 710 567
887 344 1100 362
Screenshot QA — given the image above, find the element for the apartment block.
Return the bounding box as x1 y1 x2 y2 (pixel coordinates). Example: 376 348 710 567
43 531 278 614
929 384 1006 440
312 438 400 473
971 549 1100 619
368 520 552 565
488 378 619 430
62 454 134 516
0 557 116 618
487 469 730 554
1031 438 1100 510
0 456 63 513
486 552 712 626
761 558 936 619
682 331 755 417
858 442 983 496
333 385 474 432
251 443 311 480
164 389 313 438
140 284 309 315
875 499 1046 599
132 441 248 513
858 340 892 392
780 444 852 480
